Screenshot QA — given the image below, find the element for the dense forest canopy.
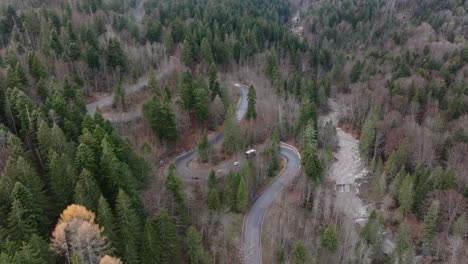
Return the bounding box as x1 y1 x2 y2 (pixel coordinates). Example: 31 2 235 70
0 0 467 263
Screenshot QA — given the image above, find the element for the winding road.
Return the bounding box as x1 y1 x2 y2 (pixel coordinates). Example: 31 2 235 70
85 76 302 264
243 144 301 264
173 83 248 180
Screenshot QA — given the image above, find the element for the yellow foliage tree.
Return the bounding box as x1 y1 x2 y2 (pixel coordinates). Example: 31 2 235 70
51 204 111 264
100 255 123 264
59 204 96 224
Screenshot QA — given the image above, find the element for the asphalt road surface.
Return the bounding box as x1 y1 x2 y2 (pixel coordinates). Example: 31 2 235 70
173 83 248 180
86 77 301 264
243 144 301 264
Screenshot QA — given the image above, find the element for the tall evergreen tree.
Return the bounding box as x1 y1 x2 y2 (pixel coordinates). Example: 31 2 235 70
107 38 127 71
421 199 440 256
200 37 213 64
184 226 211 264
222 106 242 154
246 85 257 119
74 169 102 213
359 105 378 159
236 177 248 213
2 156 48 213
182 39 193 67
208 64 220 100
302 143 322 183
153 209 179 264
47 150 76 213
392 223 414 264
197 132 209 162
28 52 48 81
398 175 413 215
96 196 117 252
112 80 125 110
115 190 141 264
141 219 158 264
75 143 96 174
194 88 209 122
208 189 220 211
165 164 188 225
7 182 47 241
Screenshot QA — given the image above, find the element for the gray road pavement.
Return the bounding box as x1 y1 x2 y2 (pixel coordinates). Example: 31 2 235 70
173 83 248 180
85 77 301 264
243 144 301 264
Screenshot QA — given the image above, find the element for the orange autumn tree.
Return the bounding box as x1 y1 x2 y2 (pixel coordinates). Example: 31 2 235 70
51 204 121 264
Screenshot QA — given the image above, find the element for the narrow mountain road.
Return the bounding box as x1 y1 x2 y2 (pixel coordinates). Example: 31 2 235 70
85 77 302 264
243 144 301 264
173 83 248 180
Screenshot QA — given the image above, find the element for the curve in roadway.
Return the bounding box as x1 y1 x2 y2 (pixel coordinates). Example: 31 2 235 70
173 83 248 180
243 143 301 264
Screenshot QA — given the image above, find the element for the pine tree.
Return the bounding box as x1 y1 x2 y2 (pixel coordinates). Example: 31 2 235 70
194 88 209 122
67 42 81 61
107 38 127 71
236 177 248 213
222 106 242 154
197 132 209 162
302 144 322 183
246 85 257 119
360 211 385 261
74 169 102 213
293 240 307 264
165 164 188 225
85 43 100 70
28 234 53 264
96 196 117 252
208 170 217 190
182 39 193 67
47 150 76 213
180 71 194 111
320 225 338 252
359 104 379 159
208 64 220 100
75 143 96 173
153 209 179 264
392 223 414 264
200 37 213 64
99 137 135 203
115 190 141 264
143 97 178 141
7 182 47 241
51 30 63 56
350 60 364 83
146 21 162 43
2 156 48 213
184 226 211 264
208 189 220 211
28 52 48 81
398 174 413 215
112 80 125 110
12 242 46 264
141 219 158 264
421 199 440 255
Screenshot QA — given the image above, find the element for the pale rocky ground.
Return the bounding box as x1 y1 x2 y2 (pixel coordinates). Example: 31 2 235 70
322 100 369 223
